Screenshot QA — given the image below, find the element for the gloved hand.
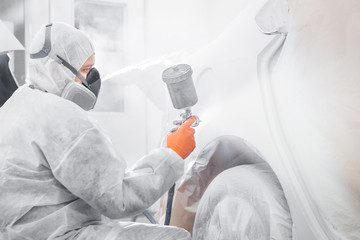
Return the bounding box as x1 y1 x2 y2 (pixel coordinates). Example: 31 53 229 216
167 116 196 159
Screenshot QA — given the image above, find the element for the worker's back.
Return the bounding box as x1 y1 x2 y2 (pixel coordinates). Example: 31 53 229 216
0 85 102 239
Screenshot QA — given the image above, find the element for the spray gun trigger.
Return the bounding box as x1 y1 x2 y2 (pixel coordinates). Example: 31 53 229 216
191 115 201 128
170 126 179 133
173 120 183 126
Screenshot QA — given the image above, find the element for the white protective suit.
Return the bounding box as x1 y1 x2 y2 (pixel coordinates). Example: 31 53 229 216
0 23 190 240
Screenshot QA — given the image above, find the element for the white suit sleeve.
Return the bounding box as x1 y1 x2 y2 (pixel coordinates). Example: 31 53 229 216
51 127 184 219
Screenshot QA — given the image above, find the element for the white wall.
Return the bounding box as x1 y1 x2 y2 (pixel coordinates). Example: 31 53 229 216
50 0 74 25
206 0 253 40
145 0 209 58
144 0 252 59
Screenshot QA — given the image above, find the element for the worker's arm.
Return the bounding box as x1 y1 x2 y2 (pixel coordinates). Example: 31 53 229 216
50 118 195 219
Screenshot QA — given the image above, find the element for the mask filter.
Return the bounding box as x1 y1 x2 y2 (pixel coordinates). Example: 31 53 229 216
61 67 101 111
61 82 96 111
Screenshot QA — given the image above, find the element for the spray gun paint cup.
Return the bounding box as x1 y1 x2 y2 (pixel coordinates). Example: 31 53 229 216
162 64 198 110
162 64 200 128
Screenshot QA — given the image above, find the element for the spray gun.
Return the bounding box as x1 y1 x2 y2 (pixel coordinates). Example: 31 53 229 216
162 64 200 130
162 64 200 226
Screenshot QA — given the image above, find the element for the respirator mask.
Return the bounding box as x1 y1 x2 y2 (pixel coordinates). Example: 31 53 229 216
30 24 101 111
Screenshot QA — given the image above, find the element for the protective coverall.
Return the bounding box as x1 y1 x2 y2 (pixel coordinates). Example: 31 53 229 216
0 22 192 240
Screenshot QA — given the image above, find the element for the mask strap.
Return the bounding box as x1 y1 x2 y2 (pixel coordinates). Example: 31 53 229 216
56 55 89 87
30 24 53 59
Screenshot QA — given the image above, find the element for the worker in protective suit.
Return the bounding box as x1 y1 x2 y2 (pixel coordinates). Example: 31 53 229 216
0 22 195 240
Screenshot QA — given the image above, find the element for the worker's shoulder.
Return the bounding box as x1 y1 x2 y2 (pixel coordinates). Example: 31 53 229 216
19 85 91 125
36 91 84 115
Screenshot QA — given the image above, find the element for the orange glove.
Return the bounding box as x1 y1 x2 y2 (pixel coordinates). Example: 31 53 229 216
167 116 196 159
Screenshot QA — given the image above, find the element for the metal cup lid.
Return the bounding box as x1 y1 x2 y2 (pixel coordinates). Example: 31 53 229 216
162 64 193 84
